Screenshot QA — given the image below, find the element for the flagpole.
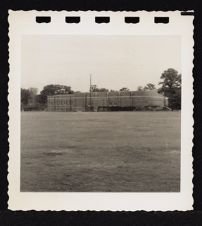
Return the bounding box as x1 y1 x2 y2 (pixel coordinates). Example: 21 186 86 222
90 74 92 110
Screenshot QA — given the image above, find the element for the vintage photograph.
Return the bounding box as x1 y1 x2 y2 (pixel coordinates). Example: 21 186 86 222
8 11 193 210
20 35 181 192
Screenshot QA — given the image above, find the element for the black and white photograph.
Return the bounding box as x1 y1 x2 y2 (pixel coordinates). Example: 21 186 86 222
8 11 193 210
21 35 181 192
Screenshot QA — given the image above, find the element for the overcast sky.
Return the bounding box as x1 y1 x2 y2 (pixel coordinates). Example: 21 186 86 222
22 35 181 93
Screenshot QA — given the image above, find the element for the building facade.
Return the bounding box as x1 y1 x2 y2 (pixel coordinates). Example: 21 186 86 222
47 90 168 112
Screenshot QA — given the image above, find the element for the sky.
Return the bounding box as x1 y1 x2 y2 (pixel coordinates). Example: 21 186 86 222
21 35 181 93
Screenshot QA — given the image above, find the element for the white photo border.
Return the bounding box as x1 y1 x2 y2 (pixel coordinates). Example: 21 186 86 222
8 10 194 211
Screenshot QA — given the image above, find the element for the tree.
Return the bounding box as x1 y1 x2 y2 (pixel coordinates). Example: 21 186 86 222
110 89 117 92
137 86 143 91
39 84 73 104
159 68 181 109
144 83 156 91
21 88 31 106
91 85 109 92
90 85 97 92
120 87 130 92
97 88 109 92
159 68 181 91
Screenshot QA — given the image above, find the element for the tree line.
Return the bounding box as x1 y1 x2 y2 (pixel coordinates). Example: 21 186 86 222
21 68 181 110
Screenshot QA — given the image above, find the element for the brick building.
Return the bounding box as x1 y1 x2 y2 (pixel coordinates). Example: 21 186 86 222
47 90 168 112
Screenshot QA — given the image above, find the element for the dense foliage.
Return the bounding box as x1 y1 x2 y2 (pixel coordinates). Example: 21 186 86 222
21 68 181 110
38 85 73 104
158 68 181 110
144 83 156 91
21 88 31 106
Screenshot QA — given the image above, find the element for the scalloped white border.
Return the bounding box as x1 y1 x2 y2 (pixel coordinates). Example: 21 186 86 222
8 10 194 211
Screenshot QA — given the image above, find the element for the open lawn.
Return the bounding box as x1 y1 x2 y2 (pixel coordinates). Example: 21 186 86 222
21 111 180 192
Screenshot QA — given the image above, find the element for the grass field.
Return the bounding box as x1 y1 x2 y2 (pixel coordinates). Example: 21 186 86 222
21 111 180 192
